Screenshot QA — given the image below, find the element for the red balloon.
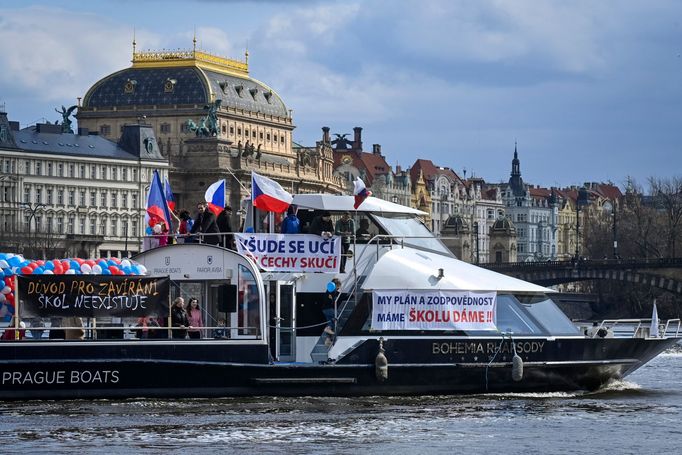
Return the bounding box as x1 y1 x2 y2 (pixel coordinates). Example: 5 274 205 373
52 259 60 267
85 260 96 267
61 260 70 269
110 257 121 264
6 293 14 304
54 265 64 275
28 262 39 270
108 265 119 274
4 277 13 287
75 258 84 265
20 266 32 274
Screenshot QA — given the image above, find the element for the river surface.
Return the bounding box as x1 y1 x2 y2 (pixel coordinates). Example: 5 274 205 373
1 350 681 454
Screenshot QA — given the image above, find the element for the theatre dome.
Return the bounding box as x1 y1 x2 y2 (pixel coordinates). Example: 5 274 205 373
82 48 288 118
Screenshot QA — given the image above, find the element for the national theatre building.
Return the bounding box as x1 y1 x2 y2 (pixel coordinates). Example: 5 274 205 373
77 40 344 218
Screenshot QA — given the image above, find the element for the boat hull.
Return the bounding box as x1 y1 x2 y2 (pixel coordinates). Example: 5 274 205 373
0 337 676 399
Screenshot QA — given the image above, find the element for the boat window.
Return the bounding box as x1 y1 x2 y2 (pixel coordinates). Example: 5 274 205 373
520 296 580 335
371 213 452 255
492 294 544 335
238 264 261 337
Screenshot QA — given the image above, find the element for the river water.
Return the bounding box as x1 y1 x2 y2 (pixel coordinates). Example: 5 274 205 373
1 350 681 454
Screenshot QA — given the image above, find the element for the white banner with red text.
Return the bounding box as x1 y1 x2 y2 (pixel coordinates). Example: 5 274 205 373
234 233 341 273
371 290 497 331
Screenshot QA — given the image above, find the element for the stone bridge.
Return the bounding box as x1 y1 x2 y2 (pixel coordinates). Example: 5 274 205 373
483 258 682 294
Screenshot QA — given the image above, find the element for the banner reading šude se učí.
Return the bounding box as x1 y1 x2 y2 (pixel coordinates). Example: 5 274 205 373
235 233 341 273
18 275 169 318
371 290 497 331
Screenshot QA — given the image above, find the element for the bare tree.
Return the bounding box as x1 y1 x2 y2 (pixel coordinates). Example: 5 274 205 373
648 177 682 257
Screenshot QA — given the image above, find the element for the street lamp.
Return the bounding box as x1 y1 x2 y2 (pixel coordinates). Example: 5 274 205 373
20 202 47 257
473 221 480 264
574 187 590 260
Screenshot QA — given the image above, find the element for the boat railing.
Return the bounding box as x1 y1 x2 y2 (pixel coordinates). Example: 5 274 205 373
0 321 261 341
585 318 682 339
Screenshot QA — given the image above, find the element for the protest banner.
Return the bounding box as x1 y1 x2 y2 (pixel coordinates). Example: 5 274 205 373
17 275 169 318
371 290 497 331
234 233 340 273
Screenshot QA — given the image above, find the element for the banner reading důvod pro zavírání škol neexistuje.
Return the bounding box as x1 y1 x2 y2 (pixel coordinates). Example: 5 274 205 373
17 275 169 318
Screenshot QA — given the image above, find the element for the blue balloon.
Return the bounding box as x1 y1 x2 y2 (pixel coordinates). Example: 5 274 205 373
101 268 111 275
44 261 55 270
326 281 337 293
70 260 80 270
33 267 44 275
8 257 21 267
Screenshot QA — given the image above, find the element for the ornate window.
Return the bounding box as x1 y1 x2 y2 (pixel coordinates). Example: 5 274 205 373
124 79 137 94
100 124 111 136
164 78 176 93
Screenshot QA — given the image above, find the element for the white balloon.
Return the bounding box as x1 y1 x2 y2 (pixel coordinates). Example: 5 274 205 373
121 259 131 268
0 260 8 269
43 270 54 275
92 264 102 274
1 286 10 294
137 264 148 274
65 269 76 275
80 263 92 274
0 294 5 303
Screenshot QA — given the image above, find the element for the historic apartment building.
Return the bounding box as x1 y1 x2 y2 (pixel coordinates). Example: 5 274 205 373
500 146 559 261
0 110 168 258
77 41 344 222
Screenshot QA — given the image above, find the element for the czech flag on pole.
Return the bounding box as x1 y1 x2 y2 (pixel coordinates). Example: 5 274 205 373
252 171 293 213
353 176 372 209
164 177 176 213
146 170 172 228
204 179 226 216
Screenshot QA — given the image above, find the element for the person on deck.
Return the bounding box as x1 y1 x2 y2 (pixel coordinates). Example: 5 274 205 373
310 211 334 238
186 297 204 339
216 205 235 249
170 297 189 339
335 212 355 273
280 205 301 234
190 202 220 245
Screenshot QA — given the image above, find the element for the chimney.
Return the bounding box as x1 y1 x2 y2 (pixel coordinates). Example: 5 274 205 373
321 126 330 144
36 123 62 134
352 126 362 152
396 165 402 173
372 144 382 155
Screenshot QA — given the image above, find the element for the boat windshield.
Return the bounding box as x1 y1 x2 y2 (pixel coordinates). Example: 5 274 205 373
517 295 580 335
371 213 452 256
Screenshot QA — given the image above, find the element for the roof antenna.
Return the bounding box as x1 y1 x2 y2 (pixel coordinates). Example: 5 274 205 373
245 39 249 64
132 27 136 58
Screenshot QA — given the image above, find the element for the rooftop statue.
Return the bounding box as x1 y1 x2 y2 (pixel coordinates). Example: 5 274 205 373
55 105 77 134
332 133 351 150
186 118 210 137
204 99 222 136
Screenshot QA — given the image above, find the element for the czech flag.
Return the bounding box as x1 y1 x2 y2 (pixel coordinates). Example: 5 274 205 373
146 170 172 228
164 177 176 213
252 171 293 213
204 179 226 216
353 176 372 209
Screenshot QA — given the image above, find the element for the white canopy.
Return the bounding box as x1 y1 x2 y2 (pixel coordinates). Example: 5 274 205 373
292 194 427 215
362 248 555 294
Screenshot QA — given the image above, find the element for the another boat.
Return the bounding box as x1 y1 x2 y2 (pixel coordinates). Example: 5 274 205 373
0 195 679 399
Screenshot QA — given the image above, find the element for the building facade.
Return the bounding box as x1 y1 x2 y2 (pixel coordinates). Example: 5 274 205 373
0 110 168 258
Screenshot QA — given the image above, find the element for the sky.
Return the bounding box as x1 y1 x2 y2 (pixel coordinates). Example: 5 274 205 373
0 0 680 189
